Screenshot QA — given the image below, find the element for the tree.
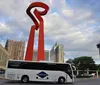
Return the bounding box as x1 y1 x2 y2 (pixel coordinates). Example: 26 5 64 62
73 56 96 70
96 64 100 70
66 59 74 65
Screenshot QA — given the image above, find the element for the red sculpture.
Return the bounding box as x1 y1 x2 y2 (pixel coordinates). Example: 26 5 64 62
25 2 49 61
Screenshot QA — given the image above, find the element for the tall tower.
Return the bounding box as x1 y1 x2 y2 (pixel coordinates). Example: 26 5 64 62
97 43 100 58
5 40 25 60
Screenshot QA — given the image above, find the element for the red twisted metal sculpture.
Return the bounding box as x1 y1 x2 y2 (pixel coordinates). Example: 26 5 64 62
25 2 49 61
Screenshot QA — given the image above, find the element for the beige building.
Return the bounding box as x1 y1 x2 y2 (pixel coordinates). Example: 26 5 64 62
5 40 25 60
33 50 50 61
50 42 64 63
0 44 9 70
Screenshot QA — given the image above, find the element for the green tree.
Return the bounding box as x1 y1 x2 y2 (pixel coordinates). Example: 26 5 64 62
96 64 100 70
66 59 74 65
73 56 96 70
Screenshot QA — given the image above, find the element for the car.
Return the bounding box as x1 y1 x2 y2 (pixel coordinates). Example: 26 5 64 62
0 70 5 74
90 73 95 77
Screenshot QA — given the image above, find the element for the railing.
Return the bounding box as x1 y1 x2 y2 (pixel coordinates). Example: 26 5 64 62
73 70 100 78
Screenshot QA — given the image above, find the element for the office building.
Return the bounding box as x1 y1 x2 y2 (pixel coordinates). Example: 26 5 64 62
50 42 64 62
0 44 9 70
33 50 50 61
5 40 25 60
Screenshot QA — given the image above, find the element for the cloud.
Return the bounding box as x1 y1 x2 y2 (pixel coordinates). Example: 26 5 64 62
76 10 92 21
0 22 12 33
0 39 6 47
62 9 73 17
0 0 100 63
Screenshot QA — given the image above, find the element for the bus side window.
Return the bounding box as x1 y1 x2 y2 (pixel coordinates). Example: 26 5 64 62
8 61 20 68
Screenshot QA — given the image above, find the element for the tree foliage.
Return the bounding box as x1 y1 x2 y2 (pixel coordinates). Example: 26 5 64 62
66 56 97 70
73 56 96 70
96 64 100 70
66 59 74 64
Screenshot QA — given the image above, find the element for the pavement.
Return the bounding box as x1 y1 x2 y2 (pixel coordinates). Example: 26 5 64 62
0 74 100 85
0 78 100 85
0 74 5 79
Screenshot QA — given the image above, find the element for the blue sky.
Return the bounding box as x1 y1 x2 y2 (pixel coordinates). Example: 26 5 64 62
0 0 100 64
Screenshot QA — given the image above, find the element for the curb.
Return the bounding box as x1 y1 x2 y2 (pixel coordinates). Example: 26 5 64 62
0 76 8 80
0 77 5 79
75 77 99 81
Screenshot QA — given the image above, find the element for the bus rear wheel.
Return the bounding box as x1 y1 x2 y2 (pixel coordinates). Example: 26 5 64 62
58 77 65 84
21 75 29 83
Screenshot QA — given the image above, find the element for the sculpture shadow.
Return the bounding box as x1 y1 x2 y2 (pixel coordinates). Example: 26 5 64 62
5 80 73 85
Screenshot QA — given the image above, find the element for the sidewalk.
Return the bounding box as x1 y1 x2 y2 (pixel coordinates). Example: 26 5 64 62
75 77 100 81
0 74 5 79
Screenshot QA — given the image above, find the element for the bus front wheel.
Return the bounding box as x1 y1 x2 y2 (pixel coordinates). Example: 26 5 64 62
21 75 29 83
58 77 65 84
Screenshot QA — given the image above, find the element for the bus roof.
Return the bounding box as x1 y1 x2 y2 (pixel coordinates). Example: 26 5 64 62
8 59 71 65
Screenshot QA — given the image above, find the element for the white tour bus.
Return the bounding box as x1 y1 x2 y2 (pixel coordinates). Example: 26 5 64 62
5 60 74 84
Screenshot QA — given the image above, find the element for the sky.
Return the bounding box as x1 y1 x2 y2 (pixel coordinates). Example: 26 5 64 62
0 0 100 64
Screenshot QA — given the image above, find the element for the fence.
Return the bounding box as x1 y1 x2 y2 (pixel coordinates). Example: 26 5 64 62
74 70 100 78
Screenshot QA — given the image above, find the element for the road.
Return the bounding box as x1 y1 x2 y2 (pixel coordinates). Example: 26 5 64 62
0 78 100 85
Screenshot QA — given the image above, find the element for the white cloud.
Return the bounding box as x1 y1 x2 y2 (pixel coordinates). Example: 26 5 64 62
77 10 92 20
62 9 73 17
0 39 6 47
0 22 12 33
0 0 100 62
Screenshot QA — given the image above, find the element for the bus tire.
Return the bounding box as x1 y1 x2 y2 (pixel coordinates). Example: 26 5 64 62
58 77 65 84
21 75 29 83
